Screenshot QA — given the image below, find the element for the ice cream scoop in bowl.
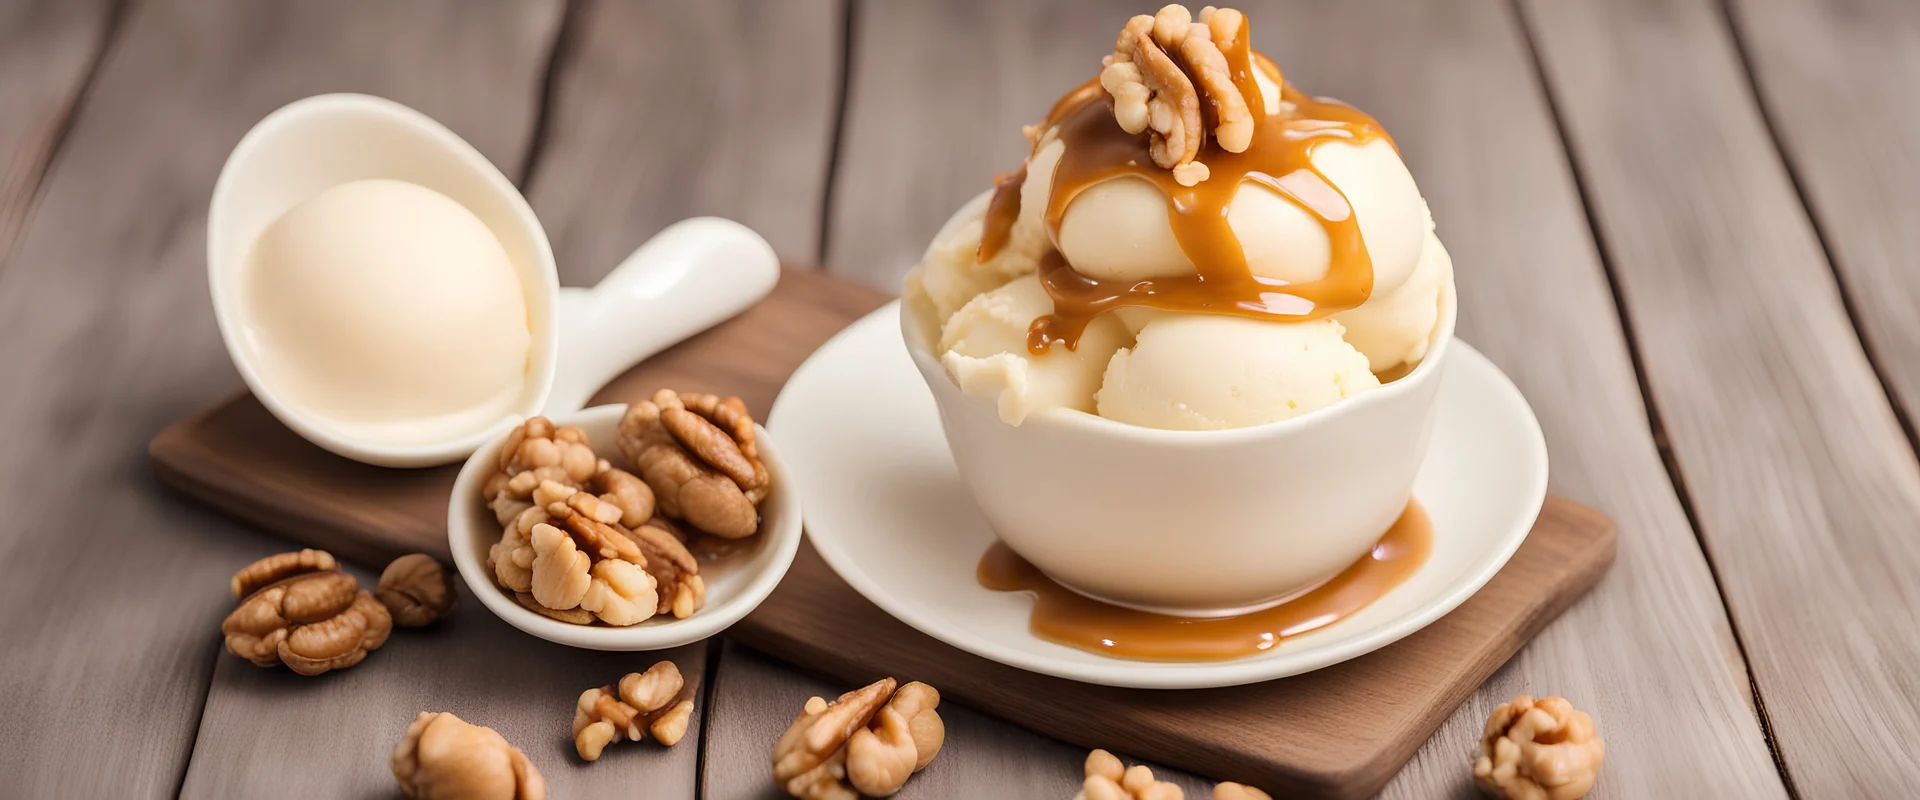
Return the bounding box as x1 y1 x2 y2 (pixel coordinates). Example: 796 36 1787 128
903 277 1455 616
900 3 1462 616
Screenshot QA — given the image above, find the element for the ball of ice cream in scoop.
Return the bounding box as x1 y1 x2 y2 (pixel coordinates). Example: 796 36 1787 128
241 178 532 445
940 272 1130 425
1096 314 1380 430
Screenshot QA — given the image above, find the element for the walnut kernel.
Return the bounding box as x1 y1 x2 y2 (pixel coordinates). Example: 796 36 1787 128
529 523 591 610
617 390 768 539
1071 750 1184 800
393 711 544 800
774 678 944 799
377 554 456 627
1473 694 1605 800
221 552 390 676
573 661 695 762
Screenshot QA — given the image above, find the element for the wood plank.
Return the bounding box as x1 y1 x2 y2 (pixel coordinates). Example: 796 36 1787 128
724 499 1614 799
700 641 1215 800
1727 0 1920 458
0 0 116 265
824 0 1782 795
168 1 848 796
0 0 558 795
1520 0 1920 794
526 0 843 277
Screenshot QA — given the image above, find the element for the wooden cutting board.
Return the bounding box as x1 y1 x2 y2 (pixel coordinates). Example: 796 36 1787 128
150 268 1617 799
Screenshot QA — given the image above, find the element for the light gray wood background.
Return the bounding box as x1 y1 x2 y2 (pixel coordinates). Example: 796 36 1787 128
0 0 1911 796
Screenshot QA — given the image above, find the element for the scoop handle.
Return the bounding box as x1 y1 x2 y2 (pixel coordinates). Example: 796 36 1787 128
543 217 779 415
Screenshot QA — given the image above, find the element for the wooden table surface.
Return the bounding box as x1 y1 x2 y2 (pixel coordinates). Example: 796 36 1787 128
2 0 1915 797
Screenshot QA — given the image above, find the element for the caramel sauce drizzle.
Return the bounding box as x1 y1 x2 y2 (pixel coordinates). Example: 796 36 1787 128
978 54 1395 355
977 500 1432 661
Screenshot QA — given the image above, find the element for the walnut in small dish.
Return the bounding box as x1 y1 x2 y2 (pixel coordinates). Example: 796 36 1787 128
617 390 769 539
1472 694 1605 800
392 711 544 800
221 548 391 676
772 678 945 799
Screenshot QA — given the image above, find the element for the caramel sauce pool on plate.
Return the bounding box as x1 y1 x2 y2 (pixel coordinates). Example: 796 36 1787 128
976 500 1433 662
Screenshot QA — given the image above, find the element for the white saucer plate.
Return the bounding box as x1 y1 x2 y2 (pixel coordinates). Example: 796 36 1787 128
770 303 1547 689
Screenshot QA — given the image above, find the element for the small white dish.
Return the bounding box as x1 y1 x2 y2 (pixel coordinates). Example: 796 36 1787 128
770 303 1547 688
448 404 802 651
209 94 778 467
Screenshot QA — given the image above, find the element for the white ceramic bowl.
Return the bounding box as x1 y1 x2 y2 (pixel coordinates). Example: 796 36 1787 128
447 404 801 650
900 284 1457 615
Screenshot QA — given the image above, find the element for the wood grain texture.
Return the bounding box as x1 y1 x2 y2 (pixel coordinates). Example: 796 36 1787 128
1727 0 1920 452
826 1 1783 795
0 0 116 266
727 500 1614 800
0 0 563 796
150 269 885 568
1521 0 1920 793
527 0 843 276
184 569 706 799
701 641 1215 800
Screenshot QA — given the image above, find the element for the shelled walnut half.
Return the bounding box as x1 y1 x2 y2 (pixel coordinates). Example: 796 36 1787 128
572 661 696 761
1071 749 1185 800
773 678 945 799
617 389 769 539
1473 695 1604 800
220 549 391 676
392 711 544 800
377 553 456 627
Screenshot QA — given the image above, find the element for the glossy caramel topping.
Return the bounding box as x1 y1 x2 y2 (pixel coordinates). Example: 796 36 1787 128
977 500 1432 661
979 50 1393 355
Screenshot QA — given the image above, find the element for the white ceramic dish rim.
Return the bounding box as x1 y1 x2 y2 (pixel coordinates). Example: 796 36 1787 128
780 303 1547 688
447 404 802 651
899 275 1458 445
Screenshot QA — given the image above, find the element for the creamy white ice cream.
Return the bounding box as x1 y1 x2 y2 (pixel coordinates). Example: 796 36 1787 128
904 7 1453 432
242 178 532 445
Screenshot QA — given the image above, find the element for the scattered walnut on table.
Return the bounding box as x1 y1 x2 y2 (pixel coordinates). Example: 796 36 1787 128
572 661 694 761
1071 749 1185 800
773 678 945 799
230 548 335 598
392 711 544 800
617 389 769 540
1472 694 1605 800
377 553 456 627
220 549 391 676
1210 782 1270 800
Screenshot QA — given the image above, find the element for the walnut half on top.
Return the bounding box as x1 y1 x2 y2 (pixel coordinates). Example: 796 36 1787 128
1098 4 1258 185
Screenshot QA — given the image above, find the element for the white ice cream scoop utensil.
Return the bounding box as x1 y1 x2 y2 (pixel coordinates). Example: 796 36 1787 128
208 94 778 467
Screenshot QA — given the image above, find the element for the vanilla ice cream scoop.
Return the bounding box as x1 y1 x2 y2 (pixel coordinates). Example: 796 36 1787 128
1096 315 1380 430
1049 137 1426 300
242 178 532 445
939 273 1130 424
